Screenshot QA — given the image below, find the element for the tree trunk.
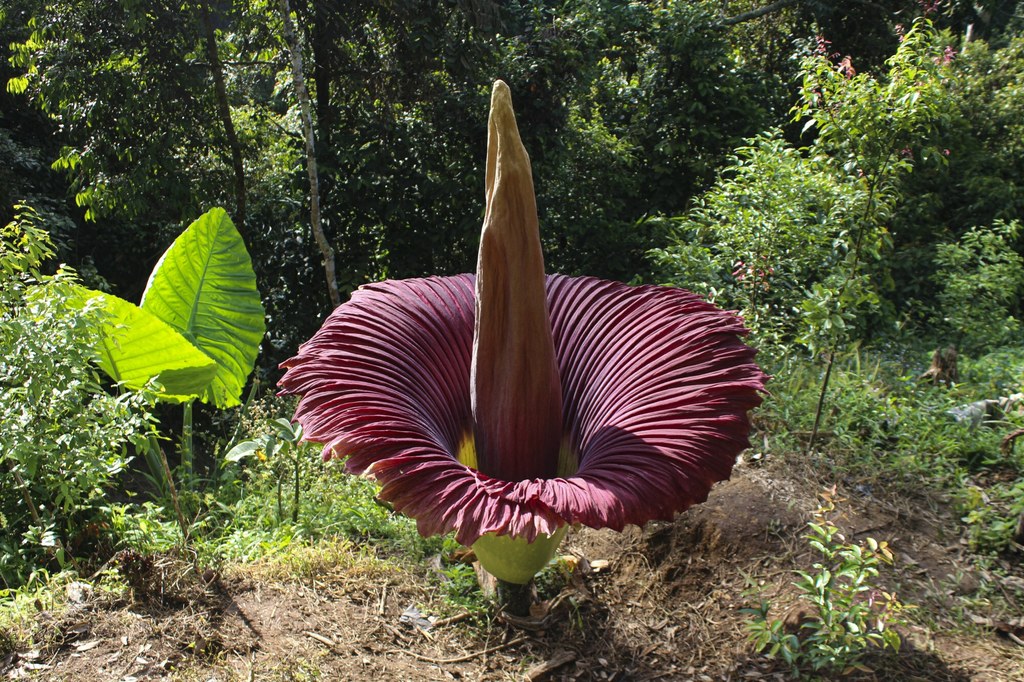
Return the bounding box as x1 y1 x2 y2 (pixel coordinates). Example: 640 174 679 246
919 346 958 387
278 0 342 308
310 1 338 247
200 1 247 233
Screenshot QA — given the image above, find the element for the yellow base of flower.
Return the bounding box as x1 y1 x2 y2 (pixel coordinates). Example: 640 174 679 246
471 526 568 585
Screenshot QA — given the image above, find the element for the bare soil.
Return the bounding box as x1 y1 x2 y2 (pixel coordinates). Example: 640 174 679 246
4 457 1023 681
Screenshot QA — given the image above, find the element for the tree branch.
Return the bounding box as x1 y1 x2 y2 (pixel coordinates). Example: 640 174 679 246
716 0 893 27
717 0 801 26
200 0 247 233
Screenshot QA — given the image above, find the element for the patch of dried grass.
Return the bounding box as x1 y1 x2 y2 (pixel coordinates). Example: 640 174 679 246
225 538 411 596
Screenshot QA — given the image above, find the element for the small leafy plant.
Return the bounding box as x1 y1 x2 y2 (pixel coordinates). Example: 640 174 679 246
744 490 907 676
957 478 1024 554
225 417 306 524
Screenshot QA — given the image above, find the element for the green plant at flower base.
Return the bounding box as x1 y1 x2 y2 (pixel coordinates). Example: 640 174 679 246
744 491 908 677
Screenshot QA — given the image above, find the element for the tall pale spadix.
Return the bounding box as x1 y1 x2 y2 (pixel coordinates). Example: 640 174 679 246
471 81 562 483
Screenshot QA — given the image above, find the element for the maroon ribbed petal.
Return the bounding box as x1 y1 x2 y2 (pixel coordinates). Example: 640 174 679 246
280 275 474 474
280 275 568 544
541 274 766 530
279 274 766 545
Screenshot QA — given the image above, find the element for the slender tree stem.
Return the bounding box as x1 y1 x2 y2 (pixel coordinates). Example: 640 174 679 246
276 477 284 523
224 377 261 457
278 0 342 308
181 400 194 478
807 349 836 454
293 455 300 524
807 173 883 454
157 444 191 549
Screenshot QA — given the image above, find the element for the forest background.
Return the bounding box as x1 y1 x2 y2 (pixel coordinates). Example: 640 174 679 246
3 0 1024 677
5 0 1022 364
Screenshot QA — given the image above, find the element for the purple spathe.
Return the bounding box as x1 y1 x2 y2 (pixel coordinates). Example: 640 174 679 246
278 272 766 546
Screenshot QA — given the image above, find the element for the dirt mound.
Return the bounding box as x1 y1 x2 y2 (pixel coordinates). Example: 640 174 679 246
4 466 1022 681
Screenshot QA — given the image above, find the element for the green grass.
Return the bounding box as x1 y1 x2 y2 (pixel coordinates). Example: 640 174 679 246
759 344 1024 555
107 448 448 574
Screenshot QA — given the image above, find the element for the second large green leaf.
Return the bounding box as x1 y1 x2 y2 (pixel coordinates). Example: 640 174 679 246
70 285 218 400
141 207 265 408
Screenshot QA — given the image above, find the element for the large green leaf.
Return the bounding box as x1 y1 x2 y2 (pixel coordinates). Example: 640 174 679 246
69 285 218 400
141 208 265 408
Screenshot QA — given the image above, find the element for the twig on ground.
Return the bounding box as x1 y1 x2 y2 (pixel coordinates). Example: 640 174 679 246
432 612 475 628
390 635 528 664
303 630 339 650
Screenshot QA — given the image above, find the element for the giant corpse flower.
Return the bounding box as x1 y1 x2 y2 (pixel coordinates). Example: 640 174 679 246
279 81 767 587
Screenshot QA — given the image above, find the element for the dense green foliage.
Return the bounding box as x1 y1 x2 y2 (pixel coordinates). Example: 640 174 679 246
655 18 954 353
0 208 156 587
933 220 1024 353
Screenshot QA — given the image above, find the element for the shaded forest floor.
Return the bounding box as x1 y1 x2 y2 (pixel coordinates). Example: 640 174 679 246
4 454 1023 681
